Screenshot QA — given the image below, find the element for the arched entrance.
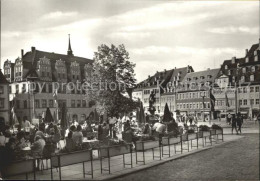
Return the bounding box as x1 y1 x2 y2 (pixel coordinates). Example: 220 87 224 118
72 114 78 122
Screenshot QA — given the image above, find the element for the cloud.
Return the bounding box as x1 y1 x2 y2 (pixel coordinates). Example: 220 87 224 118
106 32 151 40
207 26 259 35
131 46 172 55
41 11 78 20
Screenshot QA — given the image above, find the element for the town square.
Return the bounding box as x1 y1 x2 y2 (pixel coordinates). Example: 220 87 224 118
0 0 259 180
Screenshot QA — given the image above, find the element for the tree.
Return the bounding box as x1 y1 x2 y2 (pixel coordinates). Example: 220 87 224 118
85 44 137 117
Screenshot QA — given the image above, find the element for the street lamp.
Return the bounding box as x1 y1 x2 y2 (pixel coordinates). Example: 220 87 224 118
27 69 39 120
201 92 206 122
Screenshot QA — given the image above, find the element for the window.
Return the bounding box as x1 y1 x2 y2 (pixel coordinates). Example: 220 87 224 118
241 76 245 82
225 65 228 70
250 87 254 93
42 100 47 108
9 86 11 94
23 100 27 108
42 84 46 93
239 100 242 106
250 75 254 82
250 99 254 105
0 86 4 94
49 84 53 93
256 99 259 105
35 100 40 108
0 98 4 108
22 84 26 93
242 68 246 73
256 87 260 92
243 99 247 105
16 100 20 109
77 100 81 107
183 104 186 109
82 100 86 107
251 66 255 72
243 87 247 93
16 85 19 93
49 100 54 108
71 100 75 108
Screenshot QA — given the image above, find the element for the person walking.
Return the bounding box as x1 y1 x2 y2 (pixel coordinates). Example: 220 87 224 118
231 114 238 135
227 113 232 125
237 113 243 134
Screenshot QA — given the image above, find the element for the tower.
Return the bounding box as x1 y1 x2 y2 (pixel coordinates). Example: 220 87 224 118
67 34 73 56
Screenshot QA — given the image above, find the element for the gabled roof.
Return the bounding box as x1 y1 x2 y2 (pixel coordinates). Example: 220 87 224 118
21 48 94 79
0 69 9 84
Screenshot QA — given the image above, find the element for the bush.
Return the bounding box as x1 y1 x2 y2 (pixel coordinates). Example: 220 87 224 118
187 129 195 134
199 125 210 131
211 124 222 130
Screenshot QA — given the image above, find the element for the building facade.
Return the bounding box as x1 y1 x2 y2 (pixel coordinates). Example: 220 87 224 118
133 66 194 116
216 39 260 118
3 37 95 124
0 69 10 125
176 68 220 120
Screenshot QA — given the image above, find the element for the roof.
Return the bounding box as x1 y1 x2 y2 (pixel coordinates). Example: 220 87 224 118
0 69 9 84
21 48 94 79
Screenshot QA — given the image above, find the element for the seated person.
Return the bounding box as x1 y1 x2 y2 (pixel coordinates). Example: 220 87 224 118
65 131 76 152
16 131 27 150
102 123 109 139
72 125 83 146
143 123 152 135
31 135 45 158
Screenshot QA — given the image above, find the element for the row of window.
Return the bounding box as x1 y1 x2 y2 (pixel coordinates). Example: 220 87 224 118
143 89 159 95
177 102 211 110
239 99 260 106
144 98 160 103
14 99 88 109
176 91 208 100
238 86 260 93
11 83 84 94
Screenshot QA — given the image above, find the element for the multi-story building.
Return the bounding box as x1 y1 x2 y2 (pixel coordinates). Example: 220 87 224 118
0 69 10 125
176 68 220 120
3 37 95 124
216 39 260 118
160 66 193 114
133 66 193 115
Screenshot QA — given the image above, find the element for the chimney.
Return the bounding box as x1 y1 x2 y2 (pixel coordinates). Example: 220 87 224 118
21 49 24 58
175 67 176 69
148 75 150 79
31 47 35 52
164 69 166 72
207 68 210 71
245 49 248 57
231 57 236 64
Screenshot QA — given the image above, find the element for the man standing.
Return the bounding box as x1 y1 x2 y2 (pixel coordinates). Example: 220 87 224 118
227 113 232 125
237 112 243 134
109 116 117 137
231 114 238 135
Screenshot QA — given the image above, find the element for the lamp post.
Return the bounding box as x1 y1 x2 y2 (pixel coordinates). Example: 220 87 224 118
201 93 206 122
27 71 39 120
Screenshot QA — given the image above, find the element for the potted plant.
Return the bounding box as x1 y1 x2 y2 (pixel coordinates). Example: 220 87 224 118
211 124 223 135
99 139 131 158
187 129 197 140
198 125 210 138
162 132 181 145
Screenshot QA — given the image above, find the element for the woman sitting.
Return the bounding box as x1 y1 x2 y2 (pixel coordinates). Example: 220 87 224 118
72 125 83 148
143 123 152 136
52 125 61 149
31 135 46 170
65 131 76 152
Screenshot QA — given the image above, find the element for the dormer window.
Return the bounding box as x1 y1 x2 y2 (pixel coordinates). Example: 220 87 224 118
225 65 228 70
207 75 212 79
200 76 204 80
254 55 258 62
250 75 254 82
245 57 249 63
241 76 245 82
251 66 255 72
242 67 246 73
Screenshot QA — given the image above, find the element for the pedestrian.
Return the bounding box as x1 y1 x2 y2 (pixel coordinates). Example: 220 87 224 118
227 113 232 125
237 113 243 134
231 114 238 135
189 116 193 125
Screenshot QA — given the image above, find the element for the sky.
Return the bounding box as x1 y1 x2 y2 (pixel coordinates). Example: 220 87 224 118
1 0 259 82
